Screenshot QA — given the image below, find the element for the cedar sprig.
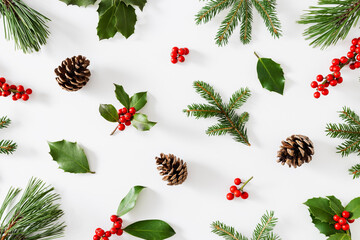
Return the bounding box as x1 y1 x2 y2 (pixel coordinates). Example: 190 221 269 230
211 211 280 240
298 0 360 49
184 81 251 145
195 0 282 46
0 0 50 53
0 178 66 240
0 116 16 155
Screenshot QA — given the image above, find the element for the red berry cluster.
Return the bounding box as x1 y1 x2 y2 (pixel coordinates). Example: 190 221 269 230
93 215 123 240
226 176 253 201
311 37 360 99
0 77 32 101
333 211 355 231
170 47 189 64
117 107 136 131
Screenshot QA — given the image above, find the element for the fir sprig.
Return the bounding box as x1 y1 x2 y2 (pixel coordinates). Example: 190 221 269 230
195 0 281 46
0 0 50 53
0 116 16 155
184 81 251 145
298 0 360 49
211 211 280 240
0 116 10 129
0 178 66 240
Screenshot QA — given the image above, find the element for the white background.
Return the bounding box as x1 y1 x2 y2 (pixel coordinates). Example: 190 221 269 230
0 0 360 239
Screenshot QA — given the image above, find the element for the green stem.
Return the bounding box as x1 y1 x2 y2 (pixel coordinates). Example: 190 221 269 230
239 176 253 191
254 51 260 59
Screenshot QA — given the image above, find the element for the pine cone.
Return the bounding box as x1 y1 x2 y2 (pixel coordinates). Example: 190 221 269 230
277 134 314 168
156 153 188 186
54 55 91 91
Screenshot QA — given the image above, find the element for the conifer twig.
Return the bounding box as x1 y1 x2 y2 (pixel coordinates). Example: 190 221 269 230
0 116 17 155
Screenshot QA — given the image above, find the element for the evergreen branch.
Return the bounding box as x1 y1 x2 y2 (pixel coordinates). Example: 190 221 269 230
240 0 252 44
239 112 249 126
195 0 235 24
336 139 360 156
206 124 233 136
339 106 360 126
250 0 281 37
252 211 279 240
0 116 10 129
184 104 222 119
211 221 248 240
228 88 251 111
349 164 360 179
0 140 17 155
193 81 224 110
326 123 360 140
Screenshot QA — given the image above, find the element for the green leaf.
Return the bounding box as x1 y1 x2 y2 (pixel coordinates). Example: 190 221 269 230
304 197 335 223
114 84 130 109
59 0 96 6
327 233 351 240
117 186 146 216
99 104 119 122
130 92 147 111
97 0 119 40
115 2 137 39
48 140 95 174
121 0 147 11
310 213 338 237
345 197 360 220
327 196 345 216
255 52 285 95
132 113 156 131
124 220 176 240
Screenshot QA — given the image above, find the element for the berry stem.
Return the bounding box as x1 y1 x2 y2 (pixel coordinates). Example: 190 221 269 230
239 176 253 191
110 124 118 136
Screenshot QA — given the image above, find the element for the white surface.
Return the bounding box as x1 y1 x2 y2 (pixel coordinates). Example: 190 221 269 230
0 0 360 239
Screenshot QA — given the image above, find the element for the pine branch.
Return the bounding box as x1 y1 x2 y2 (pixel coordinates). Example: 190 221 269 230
339 106 360 126
240 0 252 44
195 0 236 24
184 104 222 119
0 140 17 155
0 178 66 240
349 164 360 179
326 123 360 141
250 0 281 38
298 0 360 49
0 117 10 129
0 0 50 53
251 211 280 240
211 221 248 240
228 88 251 111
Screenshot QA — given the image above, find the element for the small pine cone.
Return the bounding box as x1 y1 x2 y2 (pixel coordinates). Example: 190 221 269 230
277 134 314 168
156 153 188 186
54 55 91 91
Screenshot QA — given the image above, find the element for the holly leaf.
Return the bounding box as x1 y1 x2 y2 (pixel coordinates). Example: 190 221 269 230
255 52 285 95
304 197 335 223
115 2 137 39
99 104 119 122
117 186 146 216
59 0 96 7
114 84 130 109
97 0 118 40
327 196 345 216
123 220 176 240
48 140 95 174
132 113 156 131
130 92 147 111
310 213 338 237
345 197 360 220
327 233 351 240
122 0 147 11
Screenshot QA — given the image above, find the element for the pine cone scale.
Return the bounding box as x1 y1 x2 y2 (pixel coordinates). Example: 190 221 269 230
156 153 188 186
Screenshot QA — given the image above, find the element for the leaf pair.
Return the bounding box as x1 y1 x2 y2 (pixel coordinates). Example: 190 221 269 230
59 0 146 39
115 186 176 240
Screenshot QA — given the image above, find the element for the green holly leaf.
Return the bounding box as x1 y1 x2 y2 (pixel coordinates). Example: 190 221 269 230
99 104 119 122
132 113 156 131
327 196 345 216
254 52 285 95
304 197 335 223
310 213 338 237
97 0 118 40
130 92 147 111
121 0 147 11
59 0 96 7
123 220 176 240
115 2 137 39
114 84 130 109
327 233 351 240
48 140 95 174
345 197 360 220
117 186 146 216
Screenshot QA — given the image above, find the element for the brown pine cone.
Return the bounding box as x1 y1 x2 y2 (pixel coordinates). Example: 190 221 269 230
277 134 314 168
54 55 91 91
156 153 188 186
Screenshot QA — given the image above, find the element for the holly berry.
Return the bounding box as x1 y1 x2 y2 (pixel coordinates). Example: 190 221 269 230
352 38 358 45
170 52 178 58
178 48 185 55
120 116 126 123
322 89 329 96
21 94 29 101
114 221 122 229
338 218 347 225
116 229 124 236
334 223 341 230
230 185 237 193
241 192 249 199
118 124 125 131
93 235 100 240
234 178 241 185
355 61 360 68
342 210 350 218
102 237 109 240
348 219 355 223
2 83 9 91
234 190 241 198
178 55 185 62
330 80 337 86
347 52 355 58
117 218 123 224
124 113 132 120
340 56 348 64
125 121 131 126
311 81 318 88
12 95 17 101
129 107 136 114
171 58 178 64
314 92 320 99
332 65 340 72
350 63 356 70
316 75 323 82
0 77 5 83
110 215 118 222
318 85 325 91
17 85 24 92
326 74 334 81
105 231 111 237
110 227 117 234
333 71 341 78
25 88 32 95
332 58 340 65
350 45 356 52
226 193 234 200
95 228 104 237
342 223 350 231
172 47 178 53
184 48 189 55
333 215 340 222
337 77 343 83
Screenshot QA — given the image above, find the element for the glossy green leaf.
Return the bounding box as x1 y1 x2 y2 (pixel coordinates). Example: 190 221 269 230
122 0 147 11
99 104 119 122
130 92 147 111
310 213 338 237
327 233 351 240
345 197 360 220
327 196 345 216
114 84 130 109
124 220 176 240
132 113 156 131
48 140 95 174
97 0 118 40
255 52 285 95
304 197 335 223
59 0 96 6
115 2 137 39
117 186 146 216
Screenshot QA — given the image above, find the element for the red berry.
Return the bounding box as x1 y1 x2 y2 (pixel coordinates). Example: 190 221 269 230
356 47 360 53
93 235 100 240
241 192 249 199
316 75 323 82
337 77 343 83
342 223 350 231
230 185 237 193
110 228 117 234
347 52 354 58
322 89 329 96
330 80 337 86
352 38 358 45
318 85 325 91
171 58 178 64
129 107 136 114
118 124 125 131
178 55 185 62
114 221 122 229
102 237 109 240
326 74 334 81
3 91 10 97
21 94 29 101
338 218 347 225
234 178 241 185
342 211 350 218
350 45 356 52
10 85 16 90
329 65 334 72
348 219 355 223
17 85 24 92
357 40 360 46
314 92 320 99
332 65 340 72
357 55 360 61
178 48 185 55
12 95 17 101
226 193 234 200
95 228 104 237
334 223 341 230
105 231 111 237
120 116 126 123
170 52 178 58
332 58 340 65
0 77 5 83
117 218 123 223
15 93 22 99
350 63 356 70
124 113 132 120
172 47 178 53
355 61 360 68
333 215 340 222
340 56 348 64
184 48 189 55
125 120 131 126
116 229 123 236
234 190 241 198
311 81 318 88
122 107 127 114
324 82 330 87
25 88 32 95
333 72 341 78
110 215 118 222
2 83 9 90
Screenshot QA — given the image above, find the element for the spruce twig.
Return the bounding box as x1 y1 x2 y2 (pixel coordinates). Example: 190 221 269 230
0 116 16 155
